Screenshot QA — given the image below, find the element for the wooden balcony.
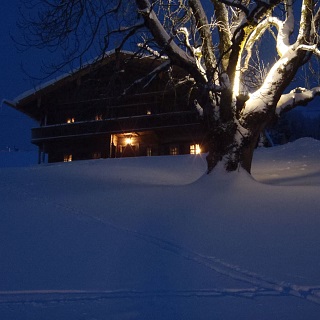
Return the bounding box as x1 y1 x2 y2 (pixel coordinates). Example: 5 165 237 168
31 111 202 144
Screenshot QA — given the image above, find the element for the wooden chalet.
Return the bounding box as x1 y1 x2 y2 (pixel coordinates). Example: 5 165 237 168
6 51 206 163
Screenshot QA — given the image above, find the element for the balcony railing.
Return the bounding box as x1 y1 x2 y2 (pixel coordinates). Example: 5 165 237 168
31 111 201 143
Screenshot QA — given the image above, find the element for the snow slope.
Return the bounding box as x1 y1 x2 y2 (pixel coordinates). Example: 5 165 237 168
1 138 320 319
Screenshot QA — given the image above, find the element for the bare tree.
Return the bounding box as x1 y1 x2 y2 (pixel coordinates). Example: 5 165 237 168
19 0 320 174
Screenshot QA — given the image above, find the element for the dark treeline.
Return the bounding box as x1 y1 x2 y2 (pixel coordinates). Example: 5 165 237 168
271 109 320 144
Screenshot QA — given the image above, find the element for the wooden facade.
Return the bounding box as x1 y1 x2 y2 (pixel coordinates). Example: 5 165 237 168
8 51 206 163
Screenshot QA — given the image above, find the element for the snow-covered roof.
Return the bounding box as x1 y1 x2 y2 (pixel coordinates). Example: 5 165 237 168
12 50 139 105
5 50 161 121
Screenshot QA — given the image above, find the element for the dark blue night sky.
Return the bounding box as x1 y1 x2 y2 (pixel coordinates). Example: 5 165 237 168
0 1 38 151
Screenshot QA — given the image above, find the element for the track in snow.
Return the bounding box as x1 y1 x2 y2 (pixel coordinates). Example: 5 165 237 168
1 287 320 305
2 181 320 306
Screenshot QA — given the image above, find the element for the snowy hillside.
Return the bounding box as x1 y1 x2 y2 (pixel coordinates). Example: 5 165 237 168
1 138 320 319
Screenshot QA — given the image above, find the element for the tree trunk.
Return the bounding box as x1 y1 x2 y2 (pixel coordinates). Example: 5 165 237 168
205 119 239 173
205 121 263 175
239 132 260 174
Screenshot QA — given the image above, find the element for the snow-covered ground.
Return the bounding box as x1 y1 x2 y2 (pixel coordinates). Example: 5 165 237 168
1 138 320 319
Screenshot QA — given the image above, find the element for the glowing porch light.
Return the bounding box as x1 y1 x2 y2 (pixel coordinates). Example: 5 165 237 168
125 137 132 145
67 117 75 123
195 144 201 154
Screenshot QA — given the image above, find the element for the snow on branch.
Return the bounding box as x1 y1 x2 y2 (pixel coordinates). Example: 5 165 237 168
137 42 163 58
297 44 320 57
177 27 206 78
276 87 320 114
243 0 295 67
243 19 271 69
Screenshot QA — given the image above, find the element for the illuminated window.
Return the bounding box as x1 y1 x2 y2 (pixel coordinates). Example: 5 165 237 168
67 118 75 123
64 154 72 162
95 114 103 121
147 147 152 156
190 144 201 155
170 146 179 155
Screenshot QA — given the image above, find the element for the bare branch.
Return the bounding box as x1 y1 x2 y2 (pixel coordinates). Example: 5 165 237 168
211 0 232 72
243 12 291 70
188 0 217 82
136 0 205 84
218 0 249 16
177 27 206 76
297 44 320 56
297 0 314 44
17 0 141 75
314 7 320 31
122 59 172 95
227 0 281 93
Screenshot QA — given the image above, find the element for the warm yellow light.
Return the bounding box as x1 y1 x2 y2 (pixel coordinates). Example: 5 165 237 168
125 137 132 145
64 154 72 162
190 144 201 155
67 118 75 123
